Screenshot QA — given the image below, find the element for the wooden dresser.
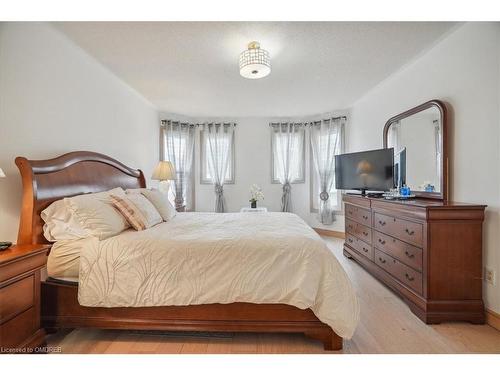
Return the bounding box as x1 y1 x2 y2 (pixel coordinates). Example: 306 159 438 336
0 244 49 353
343 194 486 324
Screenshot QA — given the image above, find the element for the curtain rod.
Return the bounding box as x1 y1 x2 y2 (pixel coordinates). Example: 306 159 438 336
269 116 347 126
161 120 237 127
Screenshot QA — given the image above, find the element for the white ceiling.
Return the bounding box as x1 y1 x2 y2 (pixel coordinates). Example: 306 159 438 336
54 22 457 117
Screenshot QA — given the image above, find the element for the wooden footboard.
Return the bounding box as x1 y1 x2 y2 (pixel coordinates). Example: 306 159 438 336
41 280 342 351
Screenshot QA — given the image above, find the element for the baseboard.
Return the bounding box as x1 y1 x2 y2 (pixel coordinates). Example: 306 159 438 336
313 228 345 239
486 308 500 331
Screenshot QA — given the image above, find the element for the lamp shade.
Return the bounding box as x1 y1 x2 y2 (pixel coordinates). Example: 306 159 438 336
152 161 176 181
0 168 5 178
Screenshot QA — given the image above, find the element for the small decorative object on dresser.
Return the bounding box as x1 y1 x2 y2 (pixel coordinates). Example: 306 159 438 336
240 207 268 213
249 184 264 208
0 244 50 352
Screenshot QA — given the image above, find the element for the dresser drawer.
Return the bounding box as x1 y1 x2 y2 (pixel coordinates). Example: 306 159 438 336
345 204 371 226
345 219 372 244
0 275 35 324
373 231 423 271
345 233 373 261
374 249 423 294
373 212 423 247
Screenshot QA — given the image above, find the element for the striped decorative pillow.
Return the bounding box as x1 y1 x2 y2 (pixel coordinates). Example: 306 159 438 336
110 194 162 231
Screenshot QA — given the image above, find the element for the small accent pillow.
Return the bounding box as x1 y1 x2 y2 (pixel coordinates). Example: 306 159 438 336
63 187 130 240
126 188 177 221
110 193 163 231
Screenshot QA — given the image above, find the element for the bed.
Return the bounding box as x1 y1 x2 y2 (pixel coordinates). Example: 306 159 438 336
16 151 359 351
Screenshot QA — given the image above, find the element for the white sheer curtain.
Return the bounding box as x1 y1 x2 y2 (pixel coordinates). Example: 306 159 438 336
202 122 236 213
270 122 305 212
310 117 344 225
388 120 401 154
434 119 442 189
160 120 195 211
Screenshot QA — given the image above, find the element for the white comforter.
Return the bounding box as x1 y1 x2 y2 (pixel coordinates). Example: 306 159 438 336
77 212 359 338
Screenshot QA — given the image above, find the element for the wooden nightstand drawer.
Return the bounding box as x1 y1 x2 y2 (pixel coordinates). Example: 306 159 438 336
0 251 47 283
0 275 35 324
0 306 37 349
0 244 48 351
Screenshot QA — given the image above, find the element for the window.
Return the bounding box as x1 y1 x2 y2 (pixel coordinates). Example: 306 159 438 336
270 124 305 184
200 125 235 184
310 122 344 213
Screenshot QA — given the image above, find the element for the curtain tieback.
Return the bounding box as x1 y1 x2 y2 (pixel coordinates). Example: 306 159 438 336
282 182 291 194
215 184 224 195
320 191 330 201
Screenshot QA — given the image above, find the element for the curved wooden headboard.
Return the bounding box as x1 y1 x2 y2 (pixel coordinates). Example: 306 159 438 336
15 151 146 245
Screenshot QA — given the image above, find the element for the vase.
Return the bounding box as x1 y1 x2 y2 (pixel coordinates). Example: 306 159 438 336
251 201 257 208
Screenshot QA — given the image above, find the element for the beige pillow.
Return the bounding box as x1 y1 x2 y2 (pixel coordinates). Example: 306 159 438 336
41 199 89 242
110 193 163 231
64 187 130 240
126 188 177 221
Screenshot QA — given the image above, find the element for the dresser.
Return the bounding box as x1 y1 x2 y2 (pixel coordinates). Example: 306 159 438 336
343 194 486 324
0 244 49 353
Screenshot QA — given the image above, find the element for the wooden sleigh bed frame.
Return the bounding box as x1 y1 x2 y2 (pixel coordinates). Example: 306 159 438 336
15 151 343 351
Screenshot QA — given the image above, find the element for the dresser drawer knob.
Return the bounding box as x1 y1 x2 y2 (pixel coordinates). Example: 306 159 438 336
405 228 415 236
378 220 386 226
362 231 368 236
405 251 415 259
378 257 386 264
362 247 369 253
348 238 353 243
405 273 415 281
378 238 386 245
362 215 368 220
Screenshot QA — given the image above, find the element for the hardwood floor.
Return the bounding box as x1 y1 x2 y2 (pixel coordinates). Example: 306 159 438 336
45 237 500 354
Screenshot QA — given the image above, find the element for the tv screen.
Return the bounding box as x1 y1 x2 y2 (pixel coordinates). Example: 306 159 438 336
335 148 394 194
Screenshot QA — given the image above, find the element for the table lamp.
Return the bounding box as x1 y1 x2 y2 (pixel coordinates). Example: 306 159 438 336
152 161 176 194
0 168 12 250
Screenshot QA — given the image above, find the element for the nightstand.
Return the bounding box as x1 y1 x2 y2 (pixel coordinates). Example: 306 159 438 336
240 207 268 213
0 244 49 353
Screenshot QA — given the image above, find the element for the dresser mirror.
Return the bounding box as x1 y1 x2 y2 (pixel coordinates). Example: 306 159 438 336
383 100 448 201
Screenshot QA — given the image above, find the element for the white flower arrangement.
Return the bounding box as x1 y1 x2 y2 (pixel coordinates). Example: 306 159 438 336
249 184 264 203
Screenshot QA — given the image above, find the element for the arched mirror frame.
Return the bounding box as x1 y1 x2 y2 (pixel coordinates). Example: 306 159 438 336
383 99 448 201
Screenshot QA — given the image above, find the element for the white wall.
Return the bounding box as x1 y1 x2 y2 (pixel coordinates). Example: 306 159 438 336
348 22 500 313
0 22 159 242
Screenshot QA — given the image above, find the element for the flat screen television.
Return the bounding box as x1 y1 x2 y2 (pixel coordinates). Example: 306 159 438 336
335 148 395 195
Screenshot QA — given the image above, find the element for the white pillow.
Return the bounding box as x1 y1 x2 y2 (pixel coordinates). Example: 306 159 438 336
41 199 89 242
126 188 177 221
63 187 130 240
110 193 163 231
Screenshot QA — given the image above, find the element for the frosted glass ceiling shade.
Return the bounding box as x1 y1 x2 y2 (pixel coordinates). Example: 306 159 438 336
152 161 176 181
239 41 271 79
0 168 5 178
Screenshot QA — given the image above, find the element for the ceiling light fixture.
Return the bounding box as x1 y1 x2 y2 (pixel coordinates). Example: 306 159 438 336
239 41 271 79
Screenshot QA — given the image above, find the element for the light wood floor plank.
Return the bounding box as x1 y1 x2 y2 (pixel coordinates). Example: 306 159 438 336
45 236 500 354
